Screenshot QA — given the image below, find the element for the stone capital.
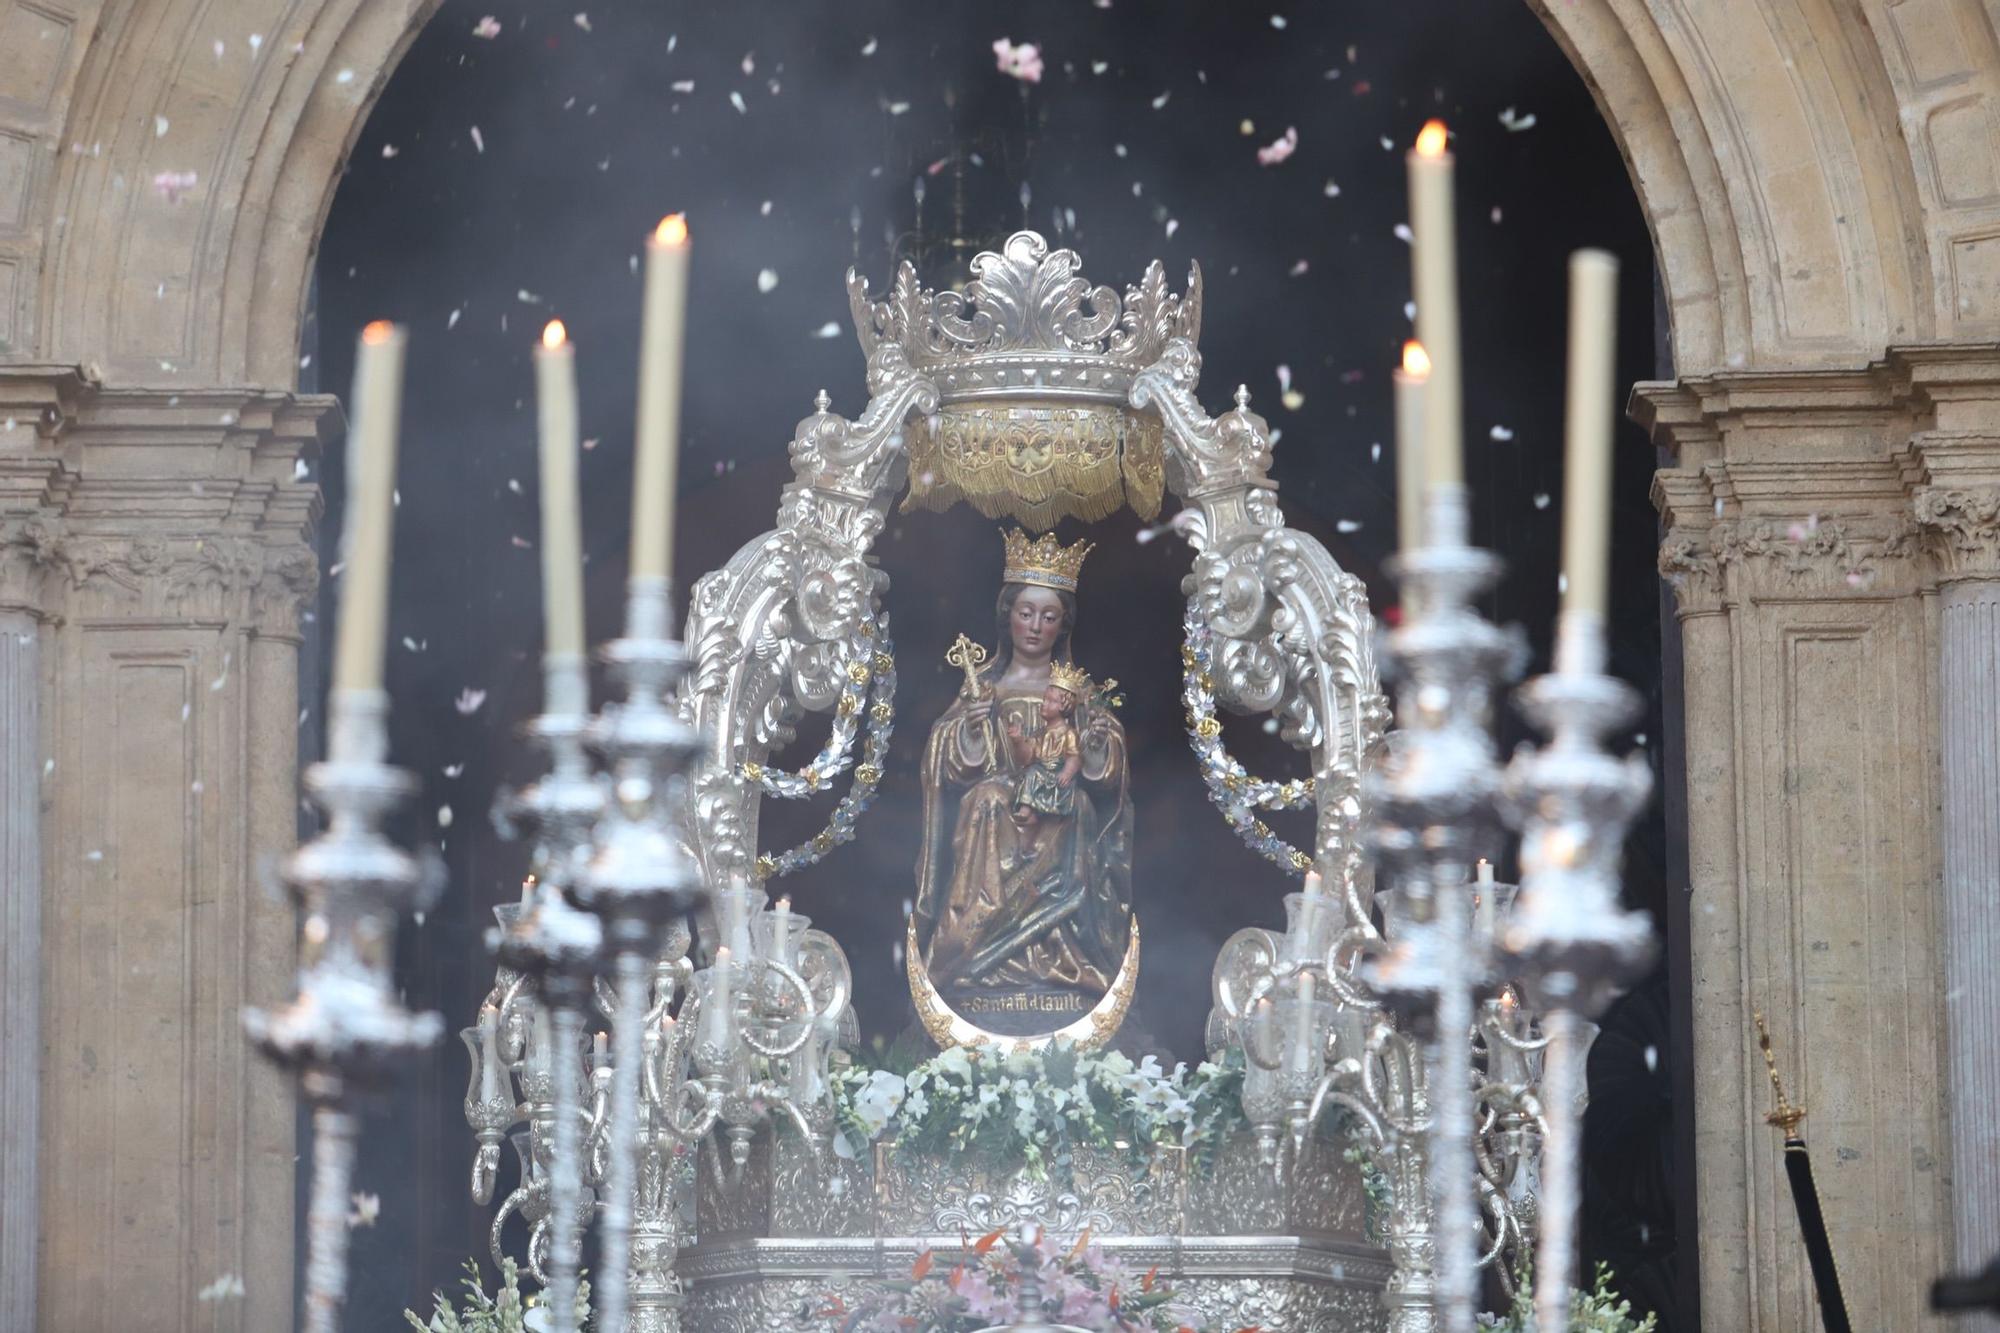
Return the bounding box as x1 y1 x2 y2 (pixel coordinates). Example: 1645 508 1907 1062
1913 486 2000 583
0 368 336 638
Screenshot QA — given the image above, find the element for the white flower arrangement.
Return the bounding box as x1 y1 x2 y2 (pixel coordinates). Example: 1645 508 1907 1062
829 1042 1248 1182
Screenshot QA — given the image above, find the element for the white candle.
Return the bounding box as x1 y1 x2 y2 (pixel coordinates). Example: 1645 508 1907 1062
592 1030 609 1063
1560 249 1620 628
632 214 691 582
1290 970 1317 1073
1395 340 1431 553
1474 858 1497 943
713 945 735 1031
535 320 587 660
1406 121 1462 491
773 895 792 964
331 320 407 696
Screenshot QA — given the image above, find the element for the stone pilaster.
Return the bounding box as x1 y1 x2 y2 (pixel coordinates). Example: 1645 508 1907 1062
1639 361 1947 1333
1913 480 2000 1322
0 367 331 1331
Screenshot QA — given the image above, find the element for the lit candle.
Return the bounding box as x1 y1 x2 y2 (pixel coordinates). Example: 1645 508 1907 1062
1474 858 1497 943
592 1030 609 1063
535 320 587 663
330 320 407 698
1559 249 1620 663
632 214 691 583
1395 340 1431 553
1406 121 1462 491
773 894 792 964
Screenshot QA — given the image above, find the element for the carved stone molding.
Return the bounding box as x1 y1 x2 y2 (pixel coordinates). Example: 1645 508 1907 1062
1914 487 2000 582
1655 513 1921 616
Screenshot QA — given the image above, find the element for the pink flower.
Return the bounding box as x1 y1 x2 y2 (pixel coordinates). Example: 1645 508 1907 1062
471 15 501 38
993 37 1044 84
1257 125 1300 166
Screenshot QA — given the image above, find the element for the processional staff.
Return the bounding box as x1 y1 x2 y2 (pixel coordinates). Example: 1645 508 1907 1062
1756 1011 1853 1333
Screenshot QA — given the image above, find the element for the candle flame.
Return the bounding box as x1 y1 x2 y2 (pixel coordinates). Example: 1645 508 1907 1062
655 213 689 246
1402 340 1431 377
360 319 396 345
1415 119 1449 158
776 896 792 911
542 319 567 349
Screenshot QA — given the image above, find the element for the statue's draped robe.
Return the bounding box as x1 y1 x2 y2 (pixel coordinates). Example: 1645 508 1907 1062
914 682 1132 994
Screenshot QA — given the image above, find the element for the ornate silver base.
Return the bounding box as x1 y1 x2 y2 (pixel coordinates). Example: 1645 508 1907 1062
685 1131 1391 1330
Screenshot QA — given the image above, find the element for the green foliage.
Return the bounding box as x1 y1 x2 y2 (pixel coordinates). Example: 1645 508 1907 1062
403 1259 590 1333
1477 1261 1659 1333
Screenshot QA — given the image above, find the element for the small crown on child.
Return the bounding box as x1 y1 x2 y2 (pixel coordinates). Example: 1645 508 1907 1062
1047 661 1093 697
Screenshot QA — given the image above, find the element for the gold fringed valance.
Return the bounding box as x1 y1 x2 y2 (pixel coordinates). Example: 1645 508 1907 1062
901 402 1164 534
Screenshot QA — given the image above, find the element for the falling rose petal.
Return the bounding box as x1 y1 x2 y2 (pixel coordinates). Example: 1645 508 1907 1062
760 199 774 214
1498 106 1538 132
151 170 198 203
740 51 755 75
993 37 1043 84
1336 519 1362 533
443 762 465 778
1091 60 1108 75
1288 259 1309 277
154 115 171 138
1392 223 1413 244
436 806 454 830
670 79 695 94
861 35 878 56
516 289 542 304
511 535 532 548
1404 300 1417 320
757 268 779 293
1534 493 1551 509
248 34 262 53
1255 125 1298 166
1370 442 1382 462
1323 179 1341 198
886 100 910 116
1378 135 1394 151
1491 205 1505 224
1281 390 1305 411
1489 425 1515 442
294 458 310 480
506 478 523 494
582 437 599 451
729 90 747 114
472 16 501 38
1164 218 1179 237
1270 13 1288 27
447 307 463 330
469 125 484 153
380 144 398 159
811 321 842 338
572 12 592 31
1275 364 1293 393
1151 90 1171 109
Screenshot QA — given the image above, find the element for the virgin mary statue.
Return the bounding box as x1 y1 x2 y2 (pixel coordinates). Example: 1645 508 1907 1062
912 530 1134 1030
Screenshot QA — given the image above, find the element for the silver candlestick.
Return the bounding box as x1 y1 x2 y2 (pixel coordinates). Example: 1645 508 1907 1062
575 574 707 1333
1365 483 1524 1333
1502 612 1653 1332
244 689 443 1333
488 646 608 1333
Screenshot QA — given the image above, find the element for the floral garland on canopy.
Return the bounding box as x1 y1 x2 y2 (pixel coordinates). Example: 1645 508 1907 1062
1180 604 1315 877
740 619 898 880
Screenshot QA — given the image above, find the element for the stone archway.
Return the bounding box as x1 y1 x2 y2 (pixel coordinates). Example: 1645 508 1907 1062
5 3 1998 1329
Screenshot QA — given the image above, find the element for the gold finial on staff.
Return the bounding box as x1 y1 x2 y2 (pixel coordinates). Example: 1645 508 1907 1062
1754 1011 1806 1136
945 632 988 696
945 633 998 773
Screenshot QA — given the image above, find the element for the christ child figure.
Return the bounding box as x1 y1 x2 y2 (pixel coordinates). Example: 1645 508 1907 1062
1004 666 1090 849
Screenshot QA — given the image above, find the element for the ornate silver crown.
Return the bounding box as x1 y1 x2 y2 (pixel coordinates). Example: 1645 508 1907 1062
846 230 1202 407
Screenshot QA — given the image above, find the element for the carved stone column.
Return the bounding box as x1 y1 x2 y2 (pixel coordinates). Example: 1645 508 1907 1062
0 367 330 1331
1639 360 1948 1333
1915 481 2000 1319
